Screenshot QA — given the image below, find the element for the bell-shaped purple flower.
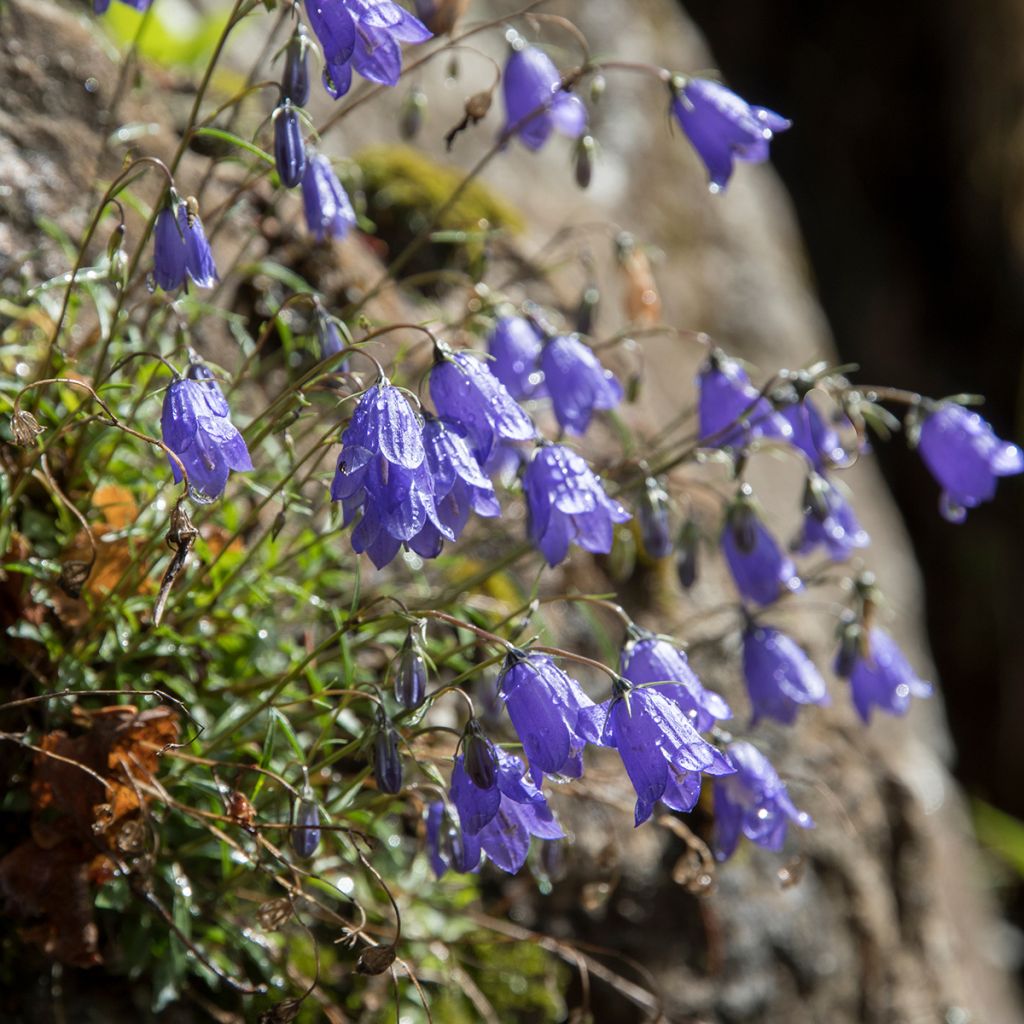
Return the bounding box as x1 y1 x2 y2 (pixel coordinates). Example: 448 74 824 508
153 194 218 291
425 801 481 877
274 103 306 188
305 0 431 100
501 38 587 151
498 651 598 785
917 402 1024 523
429 350 536 464
722 491 802 606
408 417 500 557
488 315 545 400
794 474 869 562
783 395 846 470
302 153 357 242
330 382 452 568
619 629 731 733
697 350 792 451
742 625 828 726
671 77 791 192
161 361 253 503
450 738 546 835
540 334 623 435
523 444 630 566
713 741 813 860
837 628 932 723
581 679 733 827
475 786 563 874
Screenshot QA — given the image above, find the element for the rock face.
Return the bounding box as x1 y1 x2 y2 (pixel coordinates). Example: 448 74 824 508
1 0 1019 1020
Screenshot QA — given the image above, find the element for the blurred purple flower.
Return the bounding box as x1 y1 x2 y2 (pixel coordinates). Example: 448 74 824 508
783 395 846 470
742 625 828 726
501 39 587 151
697 350 792 451
836 628 932 723
794 474 869 562
917 402 1024 522
153 194 218 291
487 315 546 400
301 153 357 242
425 802 481 877
671 77 790 192
713 741 812 860
721 492 802 606
540 334 622 435
523 444 630 566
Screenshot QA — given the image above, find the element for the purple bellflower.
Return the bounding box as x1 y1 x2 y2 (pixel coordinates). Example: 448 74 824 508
429 349 536 464
160 360 253 503
782 393 847 470
487 315 546 400
523 444 630 566
836 627 932 723
475 783 564 874
794 473 869 562
498 651 599 785
697 350 793 451
580 677 734 826
282 28 311 106
619 629 732 733
916 401 1024 522
273 102 306 188
722 489 803 606
409 416 500 558
426 801 481 878
94 0 151 14
671 77 791 193
330 382 453 568
742 625 829 726
501 36 587 151
153 193 218 291
302 153 357 242
304 0 431 100
637 477 673 560
540 334 623 435
713 741 813 860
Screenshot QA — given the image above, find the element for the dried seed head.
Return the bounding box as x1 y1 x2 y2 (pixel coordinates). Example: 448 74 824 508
257 898 294 931
356 944 396 975
11 409 44 447
58 559 92 599
258 998 303 1023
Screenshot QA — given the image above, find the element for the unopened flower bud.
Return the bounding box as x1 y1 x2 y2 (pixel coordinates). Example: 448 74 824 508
589 74 606 104
675 517 700 589
373 709 404 794
575 284 600 335
574 133 596 189
291 793 320 858
834 618 863 679
394 634 427 708
399 86 427 140
727 489 758 554
274 102 305 189
282 28 310 106
463 720 496 790
638 477 672 559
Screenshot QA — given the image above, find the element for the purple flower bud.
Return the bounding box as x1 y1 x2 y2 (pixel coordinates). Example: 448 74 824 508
837 628 932 723
540 334 622 435
671 78 791 193
782 394 846 470
462 720 497 791
523 444 631 567
501 36 587 151
487 316 545 400
282 29 311 106
637 477 673 560
579 678 733 827
425 801 481 877
292 795 321 858
675 517 700 589
394 634 427 708
315 311 346 363
274 103 306 188
697 350 793 451
916 402 1023 522
160 360 253 503
794 474 869 562
373 710 404 794
301 153 357 242
742 625 828 726
722 492 802 606
713 741 812 860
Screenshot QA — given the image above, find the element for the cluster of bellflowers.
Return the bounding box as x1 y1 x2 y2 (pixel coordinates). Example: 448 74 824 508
76 2 1024 876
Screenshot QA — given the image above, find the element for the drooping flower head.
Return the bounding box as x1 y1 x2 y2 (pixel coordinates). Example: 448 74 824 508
425 801 481 878
781 388 847 470
304 0 431 100
273 102 306 189
160 358 253 503
742 625 828 726
540 334 623 435
408 416 500 558
429 348 536 464
670 77 791 193
794 473 869 562
153 192 218 291
501 33 587 151
697 349 792 452
498 651 598 785
475 786 563 874
522 444 630 566
372 707 404 795
835 627 932 723
721 487 802 606
637 476 673 560
915 401 1024 523
487 315 546 400
713 741 813 861
619 628 731 733
330 381 452 568
580 677 733 826
301 153 357 242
